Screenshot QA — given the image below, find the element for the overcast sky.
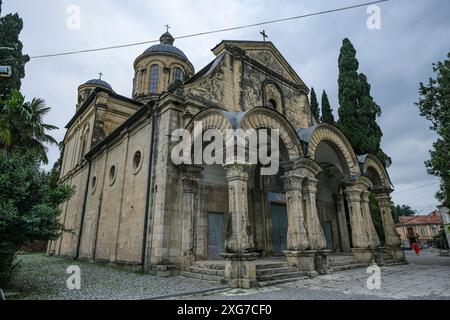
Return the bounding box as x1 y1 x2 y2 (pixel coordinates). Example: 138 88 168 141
3 0 449 213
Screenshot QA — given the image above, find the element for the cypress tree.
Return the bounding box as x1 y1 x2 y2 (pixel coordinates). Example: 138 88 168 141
337 38 391 166
0 1 30 99
321 90 335 125
309 87 320 122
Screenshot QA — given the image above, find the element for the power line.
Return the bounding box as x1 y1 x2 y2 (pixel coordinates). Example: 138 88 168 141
393 182 439 194
29 0 390 59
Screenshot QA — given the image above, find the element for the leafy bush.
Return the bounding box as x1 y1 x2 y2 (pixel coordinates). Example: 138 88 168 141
0 149 73 287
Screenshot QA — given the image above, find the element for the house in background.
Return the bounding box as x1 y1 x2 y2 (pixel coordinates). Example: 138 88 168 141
437 205 450 250
396 210 443 248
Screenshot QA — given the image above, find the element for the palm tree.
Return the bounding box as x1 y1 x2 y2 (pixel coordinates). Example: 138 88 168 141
0 89 58 163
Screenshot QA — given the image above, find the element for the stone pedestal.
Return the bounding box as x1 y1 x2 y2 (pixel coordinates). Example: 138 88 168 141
351 247 373 264
315 249 331 275
385 246 406 262
221 252 259 288
284 250 317 276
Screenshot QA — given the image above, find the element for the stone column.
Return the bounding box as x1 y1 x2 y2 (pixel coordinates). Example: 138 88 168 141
335 194 351 252
281 171 315 273
344 186 372 263
222 164 258 288
179 165 202 268
374 189 405 262
303 177 326 250
360 190 381 249
282 172 309 251
303 177 329 274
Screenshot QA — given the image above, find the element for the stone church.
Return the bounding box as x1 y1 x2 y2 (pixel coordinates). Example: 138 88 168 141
48 31 405 288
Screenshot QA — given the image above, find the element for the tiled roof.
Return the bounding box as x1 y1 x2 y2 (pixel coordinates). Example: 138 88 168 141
399 210 443 225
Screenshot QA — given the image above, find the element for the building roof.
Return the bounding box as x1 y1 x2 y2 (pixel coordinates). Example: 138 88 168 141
142 31 188 60
399 210 443 226
84 78 113 91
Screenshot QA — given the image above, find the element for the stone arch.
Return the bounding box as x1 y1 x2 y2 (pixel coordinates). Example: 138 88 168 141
262 80 284 115
185 108 234 145
307 124 360 176
239 107 303 160
362 154 391 189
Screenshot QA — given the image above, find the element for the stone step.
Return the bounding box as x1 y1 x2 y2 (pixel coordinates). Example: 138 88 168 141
180 271 225 283
256 263 287 270
257 271 307 282
329 260 360 267
193 262 225 270
256 267 293 275
188 267 225 277
259 275 308 287
328 259 356 264
331 263 366 272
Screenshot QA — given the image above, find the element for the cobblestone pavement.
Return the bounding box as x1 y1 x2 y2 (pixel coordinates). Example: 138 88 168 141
181 253 450 300
5 254 224 300
5 252 450 300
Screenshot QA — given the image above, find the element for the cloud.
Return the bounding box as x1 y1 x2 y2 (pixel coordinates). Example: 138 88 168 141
3 0 449 212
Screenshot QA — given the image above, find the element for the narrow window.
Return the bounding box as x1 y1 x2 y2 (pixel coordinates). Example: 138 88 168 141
267 99 277 109
173 67 184 82
149 64 159 93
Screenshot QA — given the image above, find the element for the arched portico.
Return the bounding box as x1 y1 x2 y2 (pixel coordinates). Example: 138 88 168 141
361 154 405 262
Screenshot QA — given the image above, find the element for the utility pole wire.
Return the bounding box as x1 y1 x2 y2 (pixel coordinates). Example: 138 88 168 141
29 0 390 59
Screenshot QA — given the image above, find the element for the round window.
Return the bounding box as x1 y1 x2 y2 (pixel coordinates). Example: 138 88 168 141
109 165 116 185
132 151 143 174
90 176 97 193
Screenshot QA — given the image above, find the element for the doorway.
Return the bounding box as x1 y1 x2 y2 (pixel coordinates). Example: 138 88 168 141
324 221 334 250
271 203 288 254
207 212 224 259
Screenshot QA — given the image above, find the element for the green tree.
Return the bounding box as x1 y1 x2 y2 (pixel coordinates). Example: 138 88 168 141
0 90 58 164
0 1 30 99
309 87 320 122
415 53 450 207
321 90 335 125
337 38 391 167
0 149 73 286
369 193 385 245
391 204 416 223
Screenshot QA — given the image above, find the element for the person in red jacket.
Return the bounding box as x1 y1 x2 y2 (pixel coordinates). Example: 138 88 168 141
412 242 421 255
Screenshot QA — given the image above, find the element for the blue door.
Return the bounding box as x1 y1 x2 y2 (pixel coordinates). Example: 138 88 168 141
208 212 224 260
271 204 288 254
324 222 334 250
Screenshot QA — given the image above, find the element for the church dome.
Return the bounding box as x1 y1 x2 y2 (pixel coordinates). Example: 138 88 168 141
142 32 189 61
84 78 113 91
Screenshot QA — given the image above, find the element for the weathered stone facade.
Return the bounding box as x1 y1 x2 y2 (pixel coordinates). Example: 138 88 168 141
48 32 405 288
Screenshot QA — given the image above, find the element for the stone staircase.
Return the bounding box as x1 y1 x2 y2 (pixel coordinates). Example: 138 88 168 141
328 254 366 272
180 259 309 286
256 261 308 287
377 251 406 266
180 260 226 283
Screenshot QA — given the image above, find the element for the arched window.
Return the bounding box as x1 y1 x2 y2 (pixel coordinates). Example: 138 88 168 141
173 67 184 82
149 64 159 94
267 99 277 109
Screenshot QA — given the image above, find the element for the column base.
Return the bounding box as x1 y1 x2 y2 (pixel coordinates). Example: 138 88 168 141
385 246 406 263
181 250 195 269
221 252 259 288
315 249 331 275
284 250 317 276
351 247 374 264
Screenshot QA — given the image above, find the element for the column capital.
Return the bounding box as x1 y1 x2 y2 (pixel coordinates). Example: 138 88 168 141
224 164 249 182
343 186 363 202
303 177 319 193
281 172 304 191
360 189 370 203
178 164 203 179
372 187 394 198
